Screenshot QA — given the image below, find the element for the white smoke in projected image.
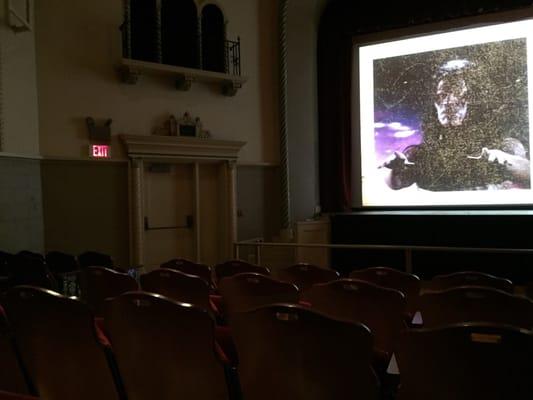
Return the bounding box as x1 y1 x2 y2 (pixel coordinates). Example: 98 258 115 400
357 18 533 207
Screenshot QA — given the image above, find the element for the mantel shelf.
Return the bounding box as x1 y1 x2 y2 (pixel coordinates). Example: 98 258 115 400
120 134 246 162
118 58 248 96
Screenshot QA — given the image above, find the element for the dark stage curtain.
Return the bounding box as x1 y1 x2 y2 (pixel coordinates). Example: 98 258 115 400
317 0 532 213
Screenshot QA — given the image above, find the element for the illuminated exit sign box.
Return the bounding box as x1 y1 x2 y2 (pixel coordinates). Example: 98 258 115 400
90 144 111 159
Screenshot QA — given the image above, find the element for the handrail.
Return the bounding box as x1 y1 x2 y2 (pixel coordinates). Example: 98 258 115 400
233 239 533 273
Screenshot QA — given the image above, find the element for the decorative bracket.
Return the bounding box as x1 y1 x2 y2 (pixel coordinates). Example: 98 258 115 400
6 0 32 33
175 75 193 91
118 58 247 95
119 65 140 84
222 81 242 97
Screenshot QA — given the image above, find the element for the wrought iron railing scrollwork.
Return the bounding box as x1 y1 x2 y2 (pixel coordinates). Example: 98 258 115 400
224 38 241 76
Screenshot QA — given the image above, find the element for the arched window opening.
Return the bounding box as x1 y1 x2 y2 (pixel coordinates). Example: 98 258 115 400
161 0 199 68
201 4 225 73
128 0 158 62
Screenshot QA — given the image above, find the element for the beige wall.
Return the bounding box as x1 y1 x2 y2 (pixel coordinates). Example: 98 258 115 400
0 0 40 155
287 0 329 222
35 0 278 164
0 1 44 254
41 160 129 267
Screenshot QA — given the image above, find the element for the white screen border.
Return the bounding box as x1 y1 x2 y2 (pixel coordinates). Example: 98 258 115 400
357 18 533 207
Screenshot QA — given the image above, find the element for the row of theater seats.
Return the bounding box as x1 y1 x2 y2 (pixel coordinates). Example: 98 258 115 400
0 250 116 291
3 257 533 399
3 284 533 400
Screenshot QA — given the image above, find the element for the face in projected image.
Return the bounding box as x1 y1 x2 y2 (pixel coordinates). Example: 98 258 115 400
434 72 468 127
381 57 531 192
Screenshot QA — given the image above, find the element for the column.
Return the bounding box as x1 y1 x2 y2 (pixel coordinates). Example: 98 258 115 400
227 160 237 257
131 158 144 267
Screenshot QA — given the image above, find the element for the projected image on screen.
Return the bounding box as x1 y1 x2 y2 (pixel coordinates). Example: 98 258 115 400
359 20 533 207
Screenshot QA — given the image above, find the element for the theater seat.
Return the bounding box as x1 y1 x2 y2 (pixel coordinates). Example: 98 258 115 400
0 306 30 395
2 287 122 400
160 258 212 285
83 267 138 317
231 303 379 400
301 279 406 372
218 273 299 316
418 286 533 329
0 391 38 400
349 267 420 315
276 263 339 291
213 260 270 286
429 271 513 293
396 323 533 400
140 268 210 309
104 292 229 400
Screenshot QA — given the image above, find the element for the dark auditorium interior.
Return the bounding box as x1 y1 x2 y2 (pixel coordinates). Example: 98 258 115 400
2 0 533 399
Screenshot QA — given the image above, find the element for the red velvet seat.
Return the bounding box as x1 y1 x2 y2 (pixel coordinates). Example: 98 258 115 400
104 292 229 400
349 267 420 315
396 323 533 400
301 279 406 369
213 260 270 286
140 268 210 309
276 263 339 291
429 271 513 293
83 267 138 317
418 286 533 329
230 303 379 400
160 258 212 285
2 286 122 400
0 306 30 395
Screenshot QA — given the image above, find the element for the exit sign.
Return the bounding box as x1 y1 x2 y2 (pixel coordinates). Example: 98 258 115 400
90 144 111 159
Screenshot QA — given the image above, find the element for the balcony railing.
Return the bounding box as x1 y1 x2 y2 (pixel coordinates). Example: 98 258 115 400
225 38 241 76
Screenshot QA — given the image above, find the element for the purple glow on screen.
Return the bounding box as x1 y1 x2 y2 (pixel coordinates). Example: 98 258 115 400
373 111 423 165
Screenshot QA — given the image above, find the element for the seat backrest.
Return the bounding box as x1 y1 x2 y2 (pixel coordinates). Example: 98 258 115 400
230 304 379 400
0 391 38 400
16 252 44 262
301 279 406 355
160 258 212 284
78 251 114 269
429 271 513 293
6 254 56 290
419 286 533 329
0 306 30 395
2 287 121 400
45 251 78 274
213 260 270 285
84 267 138 317
0 251 13 277
525 281 533 300
218 273 299 315
104 292 228 400
349 267 420 313
277 264 339 291
140 268 210 309
396 323 533 400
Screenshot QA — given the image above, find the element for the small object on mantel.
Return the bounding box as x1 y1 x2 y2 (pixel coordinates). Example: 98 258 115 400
153 115 178 136
195 117 211 139
86 117 112 142
178 112 198 137
199 129 211 139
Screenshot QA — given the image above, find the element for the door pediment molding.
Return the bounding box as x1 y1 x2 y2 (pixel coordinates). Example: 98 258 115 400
120 134 246 161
